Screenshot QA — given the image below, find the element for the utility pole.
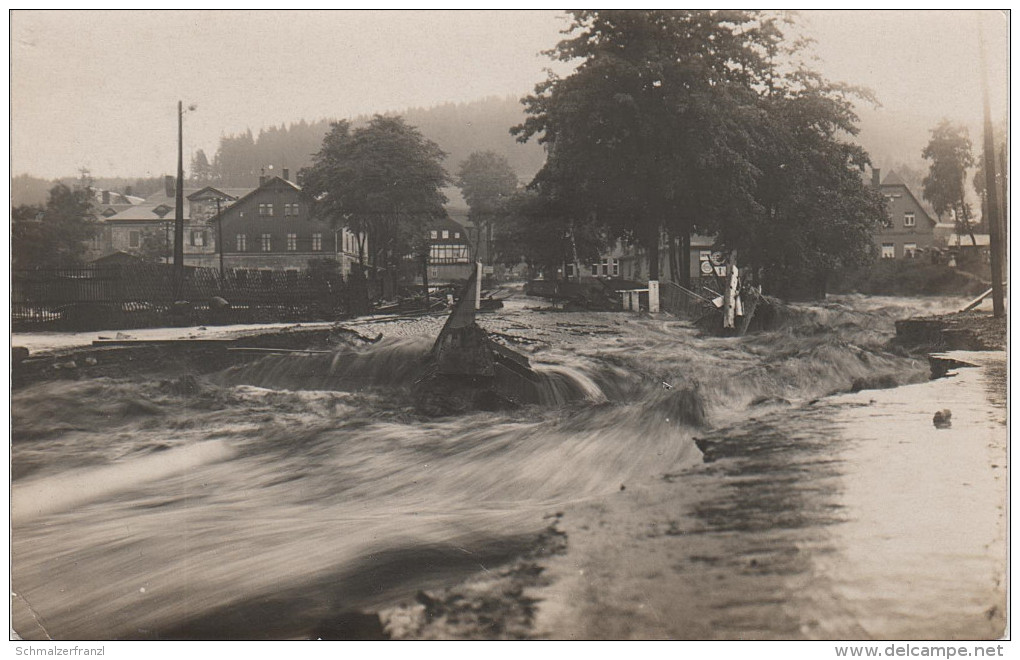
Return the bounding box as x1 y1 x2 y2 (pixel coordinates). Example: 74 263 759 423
173 100 185 298
215 197 224 279
978 18 1005 317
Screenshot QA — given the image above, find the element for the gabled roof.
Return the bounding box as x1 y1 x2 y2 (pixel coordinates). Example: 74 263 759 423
206 177 305 223
879 169 936 227
881 171 907 186
187 186 254 201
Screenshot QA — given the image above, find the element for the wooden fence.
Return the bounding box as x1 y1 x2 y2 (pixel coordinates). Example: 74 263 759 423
12 263 367 330
657 280 715 319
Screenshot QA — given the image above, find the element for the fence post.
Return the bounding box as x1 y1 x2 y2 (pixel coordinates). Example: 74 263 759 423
648 280 660 313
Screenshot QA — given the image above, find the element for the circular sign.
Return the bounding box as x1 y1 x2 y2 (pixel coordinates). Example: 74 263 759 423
710 251 726 266
700 260 714 275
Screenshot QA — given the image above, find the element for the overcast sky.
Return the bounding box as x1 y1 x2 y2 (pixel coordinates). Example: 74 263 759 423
10 10 1009 180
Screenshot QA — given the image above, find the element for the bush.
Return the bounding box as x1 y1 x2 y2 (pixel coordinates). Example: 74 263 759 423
829 260 989 297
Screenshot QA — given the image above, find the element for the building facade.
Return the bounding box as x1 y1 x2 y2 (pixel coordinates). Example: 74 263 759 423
873 169 937 259
422 216 474 284
571 234 717 284
92 184 252 267
214 174 361 273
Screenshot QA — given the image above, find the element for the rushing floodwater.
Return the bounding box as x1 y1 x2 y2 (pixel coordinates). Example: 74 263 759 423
10 295 1005 640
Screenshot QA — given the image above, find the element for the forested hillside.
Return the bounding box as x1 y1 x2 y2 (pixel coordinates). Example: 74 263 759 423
12 95 991 209
206 95 546 187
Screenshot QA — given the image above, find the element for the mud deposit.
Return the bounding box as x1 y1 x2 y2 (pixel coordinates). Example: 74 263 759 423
10 294 1005 640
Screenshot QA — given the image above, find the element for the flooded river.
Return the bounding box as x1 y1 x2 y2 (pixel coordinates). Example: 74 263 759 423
10 294 1006 640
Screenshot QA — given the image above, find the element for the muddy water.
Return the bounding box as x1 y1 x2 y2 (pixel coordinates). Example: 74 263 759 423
10 294 1001 640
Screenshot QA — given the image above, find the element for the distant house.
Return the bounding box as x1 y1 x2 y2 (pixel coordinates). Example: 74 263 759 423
212 173 361 273
872 169 937 259
96 182 251 267
573 234 717 284
423 216 474 284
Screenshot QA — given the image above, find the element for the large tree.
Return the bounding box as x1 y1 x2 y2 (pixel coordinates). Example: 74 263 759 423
514 10 884 295
514 11 776 283
189 149 214 185
299 115 450 287
922 119 975 244
456 151 518 264
12 183 98 269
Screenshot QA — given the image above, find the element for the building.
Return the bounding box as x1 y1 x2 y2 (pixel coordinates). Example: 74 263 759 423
94 182 252 267
423 216 474 284
212 172 361 273
571 234 717 284
872 169 937 259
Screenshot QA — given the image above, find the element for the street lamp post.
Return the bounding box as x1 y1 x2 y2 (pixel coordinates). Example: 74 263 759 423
173 101 196 298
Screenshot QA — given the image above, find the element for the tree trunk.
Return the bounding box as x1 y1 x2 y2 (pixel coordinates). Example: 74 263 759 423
667 228 680 284
722 250 739 331
680 229 691 289
422 251 430 312
646 226 660 282
569 220 582 283
961 199 976 246
998 142 1008 270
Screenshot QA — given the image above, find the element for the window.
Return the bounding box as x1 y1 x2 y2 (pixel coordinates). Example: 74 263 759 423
430 230 438 240
283 203 300 217
261 233 272 251
312 233 322 251
287 233 297 251
430 267 439 278
191 230 205 247
429 244 470 263
881 243 895 259
612 259 620 277
129 231 140 248
590 264 598 276
291 203 299 216
904 243 918 258
442 230 449 239
904 212 915 228
565 263 575 278
454 232 460 239
237 234 247 252
259 203 274 216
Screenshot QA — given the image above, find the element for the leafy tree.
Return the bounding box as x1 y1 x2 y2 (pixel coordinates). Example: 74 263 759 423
722 69 885 294
514 10 885 296
922 119 975 243
456 151 518 264
190 149 214 184
299 115 450 289
12 184 98 269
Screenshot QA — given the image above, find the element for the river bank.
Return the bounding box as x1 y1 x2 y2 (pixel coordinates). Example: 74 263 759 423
10 293 1006 640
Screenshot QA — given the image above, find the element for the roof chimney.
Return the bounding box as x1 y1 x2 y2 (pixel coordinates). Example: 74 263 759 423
165 175 176 197
282 168 289 182
872 168 881 188
101 190 110 205
259 175 268 187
